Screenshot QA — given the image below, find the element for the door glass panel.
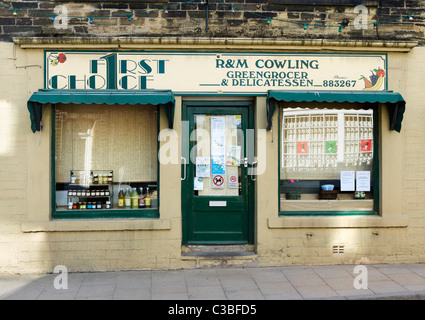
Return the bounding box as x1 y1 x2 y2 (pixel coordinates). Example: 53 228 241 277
193 114 243 196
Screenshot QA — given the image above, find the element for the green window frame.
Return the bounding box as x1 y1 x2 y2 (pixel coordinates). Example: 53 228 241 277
51 103 160 219
278 102 379 216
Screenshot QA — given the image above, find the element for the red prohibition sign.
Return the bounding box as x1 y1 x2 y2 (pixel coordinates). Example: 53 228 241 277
213 175 224 186
230 175 237 183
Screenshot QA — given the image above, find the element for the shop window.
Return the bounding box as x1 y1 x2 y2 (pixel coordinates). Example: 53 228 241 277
279 104 378 215
53 104 159 218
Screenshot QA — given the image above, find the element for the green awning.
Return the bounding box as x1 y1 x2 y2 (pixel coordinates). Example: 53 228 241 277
267 90 406 132
28 89 176 132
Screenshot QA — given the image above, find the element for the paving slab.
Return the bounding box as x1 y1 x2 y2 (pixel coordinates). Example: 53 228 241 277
2 263 425 300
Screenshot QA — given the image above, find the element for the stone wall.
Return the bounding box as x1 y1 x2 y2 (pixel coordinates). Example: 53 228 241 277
0 0 423 43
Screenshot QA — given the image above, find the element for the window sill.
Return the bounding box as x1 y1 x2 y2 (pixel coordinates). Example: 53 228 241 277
21 217 171 233
268 215 408 229
53 208 159 219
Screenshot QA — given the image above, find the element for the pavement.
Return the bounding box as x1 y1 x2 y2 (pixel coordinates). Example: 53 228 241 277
1 263 425 300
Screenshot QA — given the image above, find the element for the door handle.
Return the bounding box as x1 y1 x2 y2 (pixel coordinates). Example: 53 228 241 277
181 156 187 181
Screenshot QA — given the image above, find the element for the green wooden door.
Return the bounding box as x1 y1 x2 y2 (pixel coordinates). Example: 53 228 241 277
182 102 255 245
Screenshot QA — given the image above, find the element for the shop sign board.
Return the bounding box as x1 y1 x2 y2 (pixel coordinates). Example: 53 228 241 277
45 51 387 93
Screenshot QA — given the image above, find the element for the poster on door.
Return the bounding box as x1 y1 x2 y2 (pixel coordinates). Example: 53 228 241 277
196 157 210 177
228 174 238 188
226 146 241 166
211 155 225 175
211 117 226 156
212 174 225 189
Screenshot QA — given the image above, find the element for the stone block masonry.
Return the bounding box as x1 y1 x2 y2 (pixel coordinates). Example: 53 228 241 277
0 0 423 43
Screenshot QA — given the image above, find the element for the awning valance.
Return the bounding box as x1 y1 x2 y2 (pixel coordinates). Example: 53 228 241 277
266 90 406 133
27 89 176 132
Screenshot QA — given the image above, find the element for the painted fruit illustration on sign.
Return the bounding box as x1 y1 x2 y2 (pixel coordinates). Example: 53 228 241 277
48 52 67 66
360 68 385 91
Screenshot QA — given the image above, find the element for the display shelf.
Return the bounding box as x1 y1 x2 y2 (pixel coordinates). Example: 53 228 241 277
67 170 113 210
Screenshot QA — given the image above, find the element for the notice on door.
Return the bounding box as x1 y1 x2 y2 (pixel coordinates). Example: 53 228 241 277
228 174 238 188
194 177 204 191
196 157 210 177
212 174 225 189
211 116 226 156
226 145 241 166
211 155 225 175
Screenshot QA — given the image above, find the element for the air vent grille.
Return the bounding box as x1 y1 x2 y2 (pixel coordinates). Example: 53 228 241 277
332 245 345 254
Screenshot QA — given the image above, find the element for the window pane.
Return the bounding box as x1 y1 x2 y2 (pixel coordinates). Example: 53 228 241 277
193 114 242 196
55 104 158 212
280 106 375 213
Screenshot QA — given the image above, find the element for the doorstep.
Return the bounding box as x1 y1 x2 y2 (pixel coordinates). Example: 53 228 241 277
181 244 257 260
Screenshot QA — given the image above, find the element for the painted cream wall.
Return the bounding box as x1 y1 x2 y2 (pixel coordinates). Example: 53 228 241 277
1 41 425 274
0 43 43 273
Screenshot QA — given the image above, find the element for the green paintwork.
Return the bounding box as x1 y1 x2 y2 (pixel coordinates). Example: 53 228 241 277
54 209 159 219
28 89 175 132
267 90 405 132
182 101 255 245
51 104 160 219
278 104 380 217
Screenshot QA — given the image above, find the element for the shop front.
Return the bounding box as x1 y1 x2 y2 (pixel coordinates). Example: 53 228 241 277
18 41 414 272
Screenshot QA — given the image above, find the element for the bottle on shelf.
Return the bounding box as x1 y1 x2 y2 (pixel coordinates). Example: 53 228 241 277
138 187 145 208
125 188 131 208
145 187 151 208
118 188 125 208
131 187 138 209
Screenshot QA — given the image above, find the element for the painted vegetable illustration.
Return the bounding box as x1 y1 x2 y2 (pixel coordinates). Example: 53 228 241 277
58 53 67 63
360 68 385 91
360 75 372 88
48 52 67 66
